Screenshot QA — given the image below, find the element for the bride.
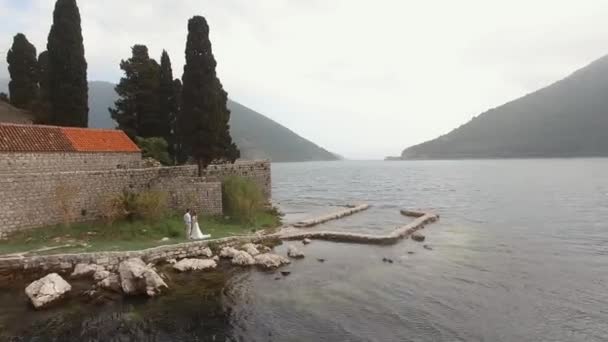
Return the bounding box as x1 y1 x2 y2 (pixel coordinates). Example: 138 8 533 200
190 211 211 240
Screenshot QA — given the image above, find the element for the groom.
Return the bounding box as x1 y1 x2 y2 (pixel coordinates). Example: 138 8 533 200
183 209 192 239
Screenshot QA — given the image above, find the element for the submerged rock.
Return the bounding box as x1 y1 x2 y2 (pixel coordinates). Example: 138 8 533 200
98 274 122 293
302 238 312 245
220 247 239 259
25 273 72 309
254 253 291 269
71 263 104 278
118 258 168 297
281 271 291 276
287 245 305 259
411 233 426 242
232 251 256 266
241 243 260 256
423 245 433 250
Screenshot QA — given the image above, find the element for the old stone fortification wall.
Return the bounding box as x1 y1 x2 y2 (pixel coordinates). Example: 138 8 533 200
0 160 270 233
0 152 142 174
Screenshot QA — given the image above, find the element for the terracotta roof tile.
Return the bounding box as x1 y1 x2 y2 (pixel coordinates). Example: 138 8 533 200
0 123 140 153
62 127 140 152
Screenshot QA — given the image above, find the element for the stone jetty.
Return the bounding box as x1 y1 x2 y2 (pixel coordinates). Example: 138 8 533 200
292 204 370 228
279 210 439 245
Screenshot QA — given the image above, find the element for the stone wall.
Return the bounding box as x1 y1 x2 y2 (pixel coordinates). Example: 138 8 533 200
0 152 142 174
0 160 270 233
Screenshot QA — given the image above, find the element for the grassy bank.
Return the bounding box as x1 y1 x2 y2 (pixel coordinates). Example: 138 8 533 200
0 211 281 256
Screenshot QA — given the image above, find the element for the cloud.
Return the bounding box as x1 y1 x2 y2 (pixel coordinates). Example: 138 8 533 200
1 0 607 159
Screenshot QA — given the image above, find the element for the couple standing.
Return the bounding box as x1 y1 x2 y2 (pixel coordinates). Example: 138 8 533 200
183 209 210 240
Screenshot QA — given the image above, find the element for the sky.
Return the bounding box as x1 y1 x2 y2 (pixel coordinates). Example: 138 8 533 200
1 0 608 159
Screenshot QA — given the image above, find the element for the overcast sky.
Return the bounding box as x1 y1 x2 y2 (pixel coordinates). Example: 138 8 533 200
1 0 608 159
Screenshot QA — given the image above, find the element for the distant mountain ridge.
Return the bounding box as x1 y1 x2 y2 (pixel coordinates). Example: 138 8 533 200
0 79 338 162
401 55 608 159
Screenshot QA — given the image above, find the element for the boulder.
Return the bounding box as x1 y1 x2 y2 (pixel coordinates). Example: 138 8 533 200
93 269 111 281
71 263 104 278
232 250 256 266
254 253 291 269
257 245 272 253
25 273 72 309
241 243 260 256
411 233 426 242
220 247 239 259
173 258 217 272
287 245 305 259
200 247 213 258
302 238 312 245
98 274 122 293
118 258 168 297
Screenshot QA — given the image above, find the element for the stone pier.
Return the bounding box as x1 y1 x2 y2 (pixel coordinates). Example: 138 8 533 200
292 204 370 228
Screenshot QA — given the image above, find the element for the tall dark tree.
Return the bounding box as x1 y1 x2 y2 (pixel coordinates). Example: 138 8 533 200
181 16 240 175
47 0 88 127
158 50 180 162
110 45 162 139
6 33 38 109
33 50 52 124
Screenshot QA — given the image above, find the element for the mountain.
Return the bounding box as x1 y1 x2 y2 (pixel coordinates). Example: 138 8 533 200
0 79 338 162
401 55 608 159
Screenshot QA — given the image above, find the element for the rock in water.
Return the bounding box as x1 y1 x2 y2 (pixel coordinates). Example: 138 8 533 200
220 247 239 259
423 245 433 250
118 258 168 297
302 238 312 245
173 258 217 272
254 253 291 269
257 244 272 253
241 243 260 256
287 245 305 259
411 233 426 242
93 269 111 281
25 273 72 309
71 263 104 278
98 274 122 293
232 251 256 266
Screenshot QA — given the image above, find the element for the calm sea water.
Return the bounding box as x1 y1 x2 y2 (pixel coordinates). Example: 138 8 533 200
2 159 608 341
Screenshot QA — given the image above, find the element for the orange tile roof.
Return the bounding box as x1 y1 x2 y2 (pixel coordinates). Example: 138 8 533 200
0 123 140 153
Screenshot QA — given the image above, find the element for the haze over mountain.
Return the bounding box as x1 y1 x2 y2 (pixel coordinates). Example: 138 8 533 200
0 79 338 162
401 55 608 159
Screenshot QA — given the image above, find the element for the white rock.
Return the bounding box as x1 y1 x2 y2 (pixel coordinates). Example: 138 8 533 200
167 259 177 265
71 263 104 278
241 243 260 256
98 274 121 293
118 258 168 297
231 250 256 266
25 273 72 309
287 245 305 259
200 247 213 258
212 256 220 262
93 269 111 281
173 258 217 272
302 238 312 245
220 247 239 258
160 237 170 242
254 253 291 269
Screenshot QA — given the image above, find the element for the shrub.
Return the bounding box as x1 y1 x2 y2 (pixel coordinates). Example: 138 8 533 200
136 137 172 165
98 194 125 225
134 191 168 221
222 176 265 224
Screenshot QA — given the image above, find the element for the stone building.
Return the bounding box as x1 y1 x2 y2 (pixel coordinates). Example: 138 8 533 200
0 123 271 233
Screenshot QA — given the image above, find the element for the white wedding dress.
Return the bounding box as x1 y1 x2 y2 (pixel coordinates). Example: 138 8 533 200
190 218 210 240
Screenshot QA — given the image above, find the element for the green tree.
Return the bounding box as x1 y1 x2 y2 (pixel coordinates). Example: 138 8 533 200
135 137 172 165
159 50 179 162
181 16 240 175
47 0 89 127
6 33 38 109
110 45 161 139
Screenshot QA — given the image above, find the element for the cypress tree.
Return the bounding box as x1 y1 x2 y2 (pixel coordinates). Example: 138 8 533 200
47 0 88 127
34 50 52 124
181 16 240 175
6 33 38 109
110 45 162 139
159 50 179 162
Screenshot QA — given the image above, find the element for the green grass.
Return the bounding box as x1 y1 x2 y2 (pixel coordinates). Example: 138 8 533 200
0 211 281 256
